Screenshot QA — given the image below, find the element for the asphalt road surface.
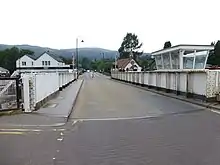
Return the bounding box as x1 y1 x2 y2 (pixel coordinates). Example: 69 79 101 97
1 72 220 165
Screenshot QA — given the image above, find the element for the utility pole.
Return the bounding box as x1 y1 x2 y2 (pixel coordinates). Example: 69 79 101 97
76 38 79 79
75 38 84 79
115 53 117 69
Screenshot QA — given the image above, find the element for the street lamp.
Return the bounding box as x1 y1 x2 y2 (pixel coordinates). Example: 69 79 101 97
76 38 84 79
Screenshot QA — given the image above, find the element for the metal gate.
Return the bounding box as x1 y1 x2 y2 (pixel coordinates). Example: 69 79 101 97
0 77 22 111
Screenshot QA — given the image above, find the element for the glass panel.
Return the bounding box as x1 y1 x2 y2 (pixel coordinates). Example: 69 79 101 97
195 55 206 69
163 53 170 69
183 57 194 69
155 55 162 69
171 52 179 69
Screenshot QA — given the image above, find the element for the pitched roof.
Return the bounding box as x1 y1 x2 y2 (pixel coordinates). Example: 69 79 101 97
25 54 38 60
0 67 9 73
116 58 131 69
23 51 64 62
44 51 63 62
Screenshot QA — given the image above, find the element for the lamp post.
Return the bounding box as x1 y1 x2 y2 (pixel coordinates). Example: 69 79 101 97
76 38 84 79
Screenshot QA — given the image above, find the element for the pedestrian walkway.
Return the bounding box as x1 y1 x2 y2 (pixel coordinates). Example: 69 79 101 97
37 79 83 118
0 79 83 127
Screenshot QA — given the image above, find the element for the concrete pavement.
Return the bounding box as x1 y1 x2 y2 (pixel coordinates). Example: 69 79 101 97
71 72 204 120
37 79 83 118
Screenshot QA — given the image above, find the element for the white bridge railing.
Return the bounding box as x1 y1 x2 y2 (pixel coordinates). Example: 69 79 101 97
22 71 77 112
111 70 220 102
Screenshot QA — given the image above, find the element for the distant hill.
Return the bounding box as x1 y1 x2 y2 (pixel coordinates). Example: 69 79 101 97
0 44 152 60
0 44 118 60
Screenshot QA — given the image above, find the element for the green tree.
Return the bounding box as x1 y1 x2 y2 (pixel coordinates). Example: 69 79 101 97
0 47 34 73
81 57 91 69
90 59 113 73
59 56 72 64
118 33 143 60
207 40 220 65
163 41 172 49
20 49 34 56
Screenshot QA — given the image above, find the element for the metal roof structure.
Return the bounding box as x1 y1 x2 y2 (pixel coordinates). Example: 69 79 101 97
151 45 214 56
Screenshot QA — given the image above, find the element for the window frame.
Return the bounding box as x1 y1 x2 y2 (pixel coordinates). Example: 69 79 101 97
22 61 26 66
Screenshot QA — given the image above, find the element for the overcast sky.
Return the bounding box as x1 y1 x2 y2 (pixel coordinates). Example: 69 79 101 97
0 0 219 52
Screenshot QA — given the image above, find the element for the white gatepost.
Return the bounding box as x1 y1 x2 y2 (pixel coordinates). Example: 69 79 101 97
22 75 31 112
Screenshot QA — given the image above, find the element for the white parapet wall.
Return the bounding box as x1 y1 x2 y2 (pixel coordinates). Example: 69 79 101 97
111 70 220 101
22 72 76 112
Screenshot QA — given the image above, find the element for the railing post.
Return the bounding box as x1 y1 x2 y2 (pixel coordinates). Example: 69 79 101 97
23 76 31 112
15 78 20 109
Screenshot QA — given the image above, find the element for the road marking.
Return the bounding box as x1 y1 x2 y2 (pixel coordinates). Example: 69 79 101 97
0 132 24 135
57 137 63 141
76 115 156 121
72 120 78 125
0 123 65 127
211 109 220 115
0 129 42 132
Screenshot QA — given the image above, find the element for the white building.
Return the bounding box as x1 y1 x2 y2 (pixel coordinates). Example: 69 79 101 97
16 51 68 68
151 44 214 70
0 67 10 77
115 58 142 72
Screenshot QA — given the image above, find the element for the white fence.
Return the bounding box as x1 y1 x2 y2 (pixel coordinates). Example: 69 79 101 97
111 70 220 101
22 72 77 112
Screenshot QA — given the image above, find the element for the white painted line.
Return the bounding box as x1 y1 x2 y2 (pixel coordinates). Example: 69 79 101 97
72 120 78 125
211 109 220 115
57 137 63 141
78 115 156 121
0 132 24 135
0 129 42 132
1 123 65 127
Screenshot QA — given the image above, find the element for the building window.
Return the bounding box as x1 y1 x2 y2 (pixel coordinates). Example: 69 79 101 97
45 61 48 66
42 61 44 66
48 61 50 65
163 53 171 69
155 55 162 69
31 61 34 66
22 61 26 66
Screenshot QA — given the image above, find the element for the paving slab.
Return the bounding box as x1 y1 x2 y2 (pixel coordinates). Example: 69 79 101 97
37 79 83 118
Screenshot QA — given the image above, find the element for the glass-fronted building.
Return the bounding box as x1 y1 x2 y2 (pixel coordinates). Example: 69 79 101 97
151 45 214 70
